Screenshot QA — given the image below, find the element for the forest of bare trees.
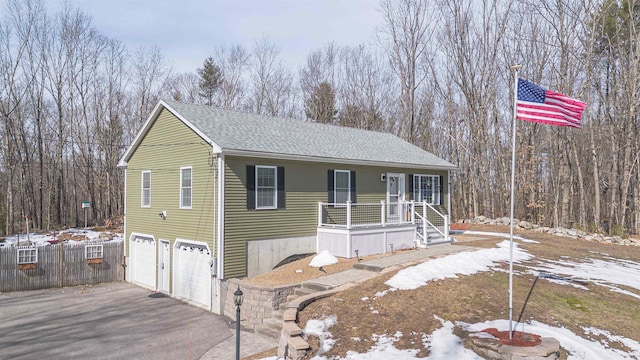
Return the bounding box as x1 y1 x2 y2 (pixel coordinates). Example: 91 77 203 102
1 0 639 236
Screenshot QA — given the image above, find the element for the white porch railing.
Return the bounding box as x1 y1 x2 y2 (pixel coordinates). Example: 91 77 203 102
317 201 413 228
318 201 449 243
414 202 449 246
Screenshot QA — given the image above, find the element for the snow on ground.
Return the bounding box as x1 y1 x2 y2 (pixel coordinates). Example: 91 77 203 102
464 319 640 360
528 256 640 299
310 250 339 268
262 234 640 360
382 240 532 292
0 228 123 247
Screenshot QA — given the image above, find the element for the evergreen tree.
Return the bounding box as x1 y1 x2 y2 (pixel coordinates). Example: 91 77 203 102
304 82 337 124
197 57 223 106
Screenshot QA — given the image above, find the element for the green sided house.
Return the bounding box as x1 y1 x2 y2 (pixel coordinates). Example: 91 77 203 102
118 99 456 314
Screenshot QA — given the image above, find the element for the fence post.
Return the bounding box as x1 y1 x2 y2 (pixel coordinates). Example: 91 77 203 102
346 201 352 229
60 244 64 287
380 200 385 226
318 202 323 226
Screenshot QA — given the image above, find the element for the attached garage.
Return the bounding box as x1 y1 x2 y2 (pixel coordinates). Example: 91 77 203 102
129 235 157 290
173 240 212 309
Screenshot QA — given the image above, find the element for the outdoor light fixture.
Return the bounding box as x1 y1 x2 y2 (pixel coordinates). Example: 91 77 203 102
355 249 360 262
233 286 244 360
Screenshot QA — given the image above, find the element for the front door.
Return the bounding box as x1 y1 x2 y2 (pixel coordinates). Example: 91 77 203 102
386 173 405 222
158 240 170 293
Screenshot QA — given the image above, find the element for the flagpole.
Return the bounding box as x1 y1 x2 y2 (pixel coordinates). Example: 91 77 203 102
509 64 521 340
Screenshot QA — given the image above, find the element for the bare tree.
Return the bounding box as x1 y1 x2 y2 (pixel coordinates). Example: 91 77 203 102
378 0 433 143
248 38 297 117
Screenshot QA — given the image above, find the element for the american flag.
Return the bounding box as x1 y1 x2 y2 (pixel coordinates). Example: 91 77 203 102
516 78 586 128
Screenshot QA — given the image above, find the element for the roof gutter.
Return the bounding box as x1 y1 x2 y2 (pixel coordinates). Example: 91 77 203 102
221 149 457 170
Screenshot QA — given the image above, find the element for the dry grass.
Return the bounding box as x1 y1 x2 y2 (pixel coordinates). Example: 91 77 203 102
296 225 640 358
245 249 416 287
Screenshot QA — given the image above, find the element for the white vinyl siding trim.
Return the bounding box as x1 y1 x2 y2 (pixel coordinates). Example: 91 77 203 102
141 171 151 207
413 174 440 205
180 167 192 209
334 170 351 204
256 165 277 209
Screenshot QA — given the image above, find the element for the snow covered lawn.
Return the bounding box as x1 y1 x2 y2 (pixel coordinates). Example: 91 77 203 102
277 231 640 360
0 228 123 247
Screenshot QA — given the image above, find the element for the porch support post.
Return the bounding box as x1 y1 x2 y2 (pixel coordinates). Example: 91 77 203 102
380 200 385 226
346 200 352 229
445 215 450 242
422 202 427 243
318 202 323 226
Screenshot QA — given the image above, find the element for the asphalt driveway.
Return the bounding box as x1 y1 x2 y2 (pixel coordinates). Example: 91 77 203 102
0 282 231 360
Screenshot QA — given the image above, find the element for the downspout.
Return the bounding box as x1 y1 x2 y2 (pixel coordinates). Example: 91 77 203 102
123 167 128 281
216 154 225 279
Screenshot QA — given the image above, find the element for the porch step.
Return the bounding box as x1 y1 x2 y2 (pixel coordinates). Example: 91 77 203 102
255 318 283 341
353 262 384 273
294 287 316 297
272 309 284 320
301 281 334 292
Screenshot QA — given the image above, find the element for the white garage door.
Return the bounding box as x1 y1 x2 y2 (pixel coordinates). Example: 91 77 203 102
130 236 156 290
174 242 211 309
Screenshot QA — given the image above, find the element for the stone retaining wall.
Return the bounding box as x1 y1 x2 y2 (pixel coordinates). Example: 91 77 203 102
459 216 640 247
223 278 299 330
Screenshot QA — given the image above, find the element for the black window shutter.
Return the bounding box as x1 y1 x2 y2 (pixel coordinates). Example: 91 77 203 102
246 165 255 209
408 174 414 201
277 166 285 209
327 170 335 203
439 175 444 205
350 170 356 203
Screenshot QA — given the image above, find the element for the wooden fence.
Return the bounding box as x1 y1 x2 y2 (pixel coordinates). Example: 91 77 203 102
0 240 124 292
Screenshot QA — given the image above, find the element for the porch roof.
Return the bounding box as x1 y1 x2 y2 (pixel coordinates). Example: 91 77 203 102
119 100 456 170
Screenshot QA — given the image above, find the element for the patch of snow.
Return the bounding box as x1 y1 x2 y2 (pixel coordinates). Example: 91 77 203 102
361 296 369 301
2 228 123 247
423 319 482 359
342 332 420 359
310 250 339 268
305 315 337 356
384 240 532 291
528 256 640 298
584 327 640 355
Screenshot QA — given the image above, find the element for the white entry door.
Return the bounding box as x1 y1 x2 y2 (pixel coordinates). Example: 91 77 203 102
387 173 405 222
158 240 170 293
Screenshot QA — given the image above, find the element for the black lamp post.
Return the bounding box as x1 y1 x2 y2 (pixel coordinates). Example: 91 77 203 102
233 286 244 360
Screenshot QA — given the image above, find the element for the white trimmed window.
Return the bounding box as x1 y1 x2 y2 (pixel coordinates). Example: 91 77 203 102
17 248 37 264
85 244 103 259
334 170 351 204
256 165 277 209
180 167 192 209
141 171 151 207
413 174 440 205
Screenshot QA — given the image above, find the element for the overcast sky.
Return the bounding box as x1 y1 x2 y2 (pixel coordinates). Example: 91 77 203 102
44 0 383 73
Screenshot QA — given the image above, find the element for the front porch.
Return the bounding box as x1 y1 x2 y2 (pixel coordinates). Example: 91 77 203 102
317 201 450 259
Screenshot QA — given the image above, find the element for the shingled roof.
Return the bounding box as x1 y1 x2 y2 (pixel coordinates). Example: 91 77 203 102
119 100 456 170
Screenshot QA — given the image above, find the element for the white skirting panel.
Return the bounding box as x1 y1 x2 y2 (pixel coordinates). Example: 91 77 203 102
317 224 416 259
